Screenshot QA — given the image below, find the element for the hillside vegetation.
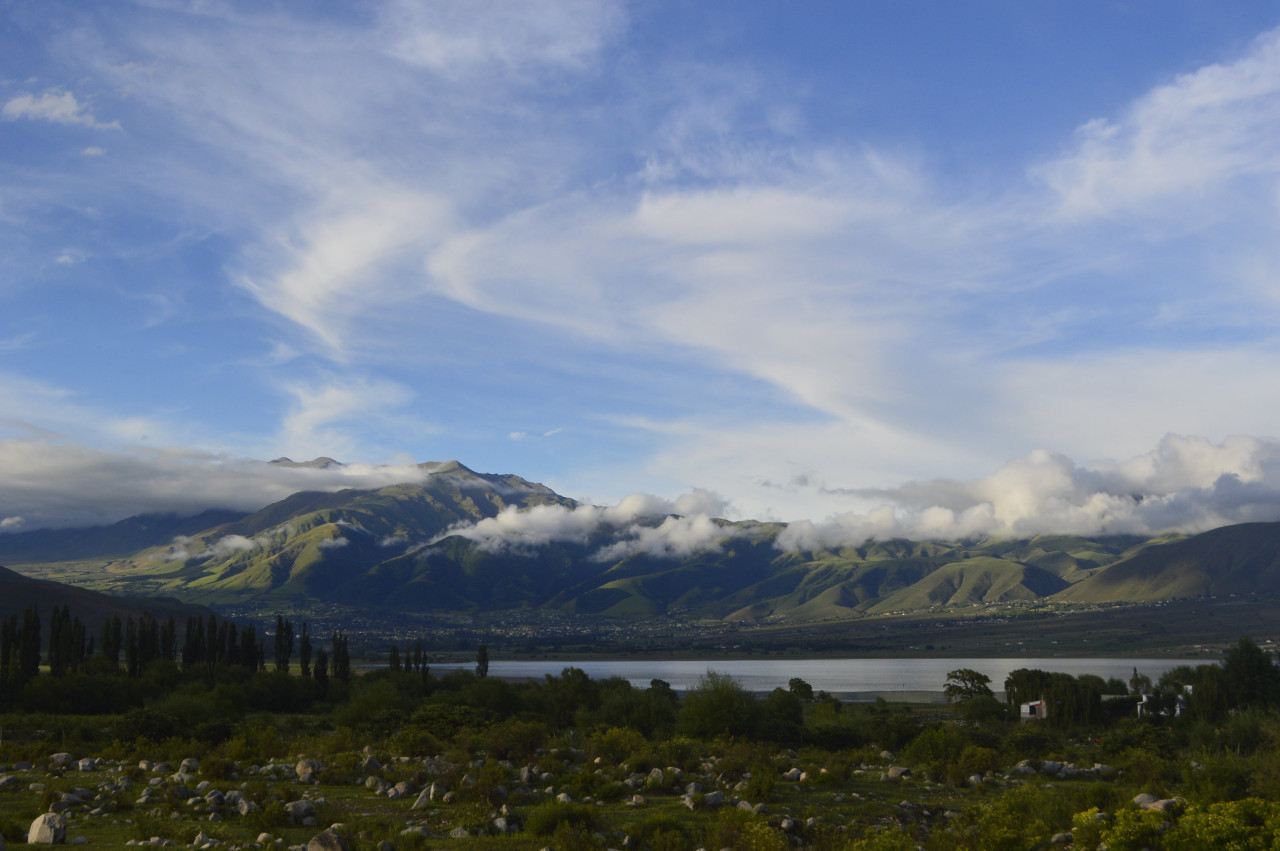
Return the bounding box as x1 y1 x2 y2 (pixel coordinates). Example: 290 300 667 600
6 461 1280 621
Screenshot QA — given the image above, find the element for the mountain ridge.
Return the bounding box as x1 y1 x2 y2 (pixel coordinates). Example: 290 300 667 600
4 460 1279 620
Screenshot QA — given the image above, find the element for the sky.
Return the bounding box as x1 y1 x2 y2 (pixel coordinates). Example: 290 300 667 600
6 1 1280 543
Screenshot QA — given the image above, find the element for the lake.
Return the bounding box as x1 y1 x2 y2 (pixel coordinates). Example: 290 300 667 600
432 657 1207 701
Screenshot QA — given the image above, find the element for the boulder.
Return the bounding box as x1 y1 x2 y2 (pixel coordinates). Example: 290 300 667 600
180 758 200 774
703 790 725 807
284 800 316 823
306 829 349 851
782 768 802 781
295 760 323 780
28 813 67 844
448 827 469 839
1132 793 1160 809
885 766 912 780
76 758 96 772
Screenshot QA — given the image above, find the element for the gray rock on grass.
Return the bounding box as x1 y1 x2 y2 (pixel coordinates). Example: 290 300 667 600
306 829 348 851
28 813 67 844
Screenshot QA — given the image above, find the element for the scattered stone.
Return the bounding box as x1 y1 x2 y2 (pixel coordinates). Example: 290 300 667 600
77 758 96 772
493 816 513 834
284 801 315 824
703 791 725 807
1051 833 1072 844
1132 793 1160 809
180 759 200 774
306 829 348 851
556 792 574 804
448 827 469 840
885 766 911 780
28 813 67 844
295 760 323 781
782 768 802 782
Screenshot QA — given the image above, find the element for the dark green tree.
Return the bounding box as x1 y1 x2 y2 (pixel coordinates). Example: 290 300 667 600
299 622 312 677
476 644 489 679
274 616 294 673
944 668 994 703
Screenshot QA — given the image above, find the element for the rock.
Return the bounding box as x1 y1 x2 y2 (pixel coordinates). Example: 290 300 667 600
77 758 96 772
364 776 390 794
780 818 797 833
1051 833 1072 844
968 774 984 786
0 775 22 790
684 782 702 795
295 760 323 780
782 768 802 781
306 829 348 851
703 791 725 807
29 813 67 844
448 827 469 839
441 791 456 804
1132 793 1160 809
885 766 911 780
556 792 574 803
237 799 260 816
69 839 87 846
180 758 200 774
14 761 33 771
647 768 665 785
284 801 316 823
681 796 696 811
392 781 416 797
493 816 513 834
879 751 895 761
1040 761 1063 775
358 755 382 773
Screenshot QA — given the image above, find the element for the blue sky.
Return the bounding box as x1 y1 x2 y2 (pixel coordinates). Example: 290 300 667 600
6 1 1280 539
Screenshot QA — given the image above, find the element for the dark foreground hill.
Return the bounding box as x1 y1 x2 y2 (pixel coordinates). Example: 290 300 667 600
0 564 211 629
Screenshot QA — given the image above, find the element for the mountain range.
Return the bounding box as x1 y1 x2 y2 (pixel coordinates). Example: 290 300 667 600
2 459 1279 621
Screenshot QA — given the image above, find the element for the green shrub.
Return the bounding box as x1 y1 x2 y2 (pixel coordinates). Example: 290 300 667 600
703 809 787 851
589 726 647 764
525 801 600 836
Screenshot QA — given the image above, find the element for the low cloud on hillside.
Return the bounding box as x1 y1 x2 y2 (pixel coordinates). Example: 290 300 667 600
434 490 736 561
779 434 1280 549
6 434 1280 553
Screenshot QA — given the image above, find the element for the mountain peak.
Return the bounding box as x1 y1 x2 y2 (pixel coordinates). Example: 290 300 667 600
269 456 345 469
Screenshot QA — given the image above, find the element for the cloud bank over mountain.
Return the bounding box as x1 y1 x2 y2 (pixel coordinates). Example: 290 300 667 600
8 435 1280 552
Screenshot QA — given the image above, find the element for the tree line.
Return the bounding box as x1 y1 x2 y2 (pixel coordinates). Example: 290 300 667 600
0 604 353 704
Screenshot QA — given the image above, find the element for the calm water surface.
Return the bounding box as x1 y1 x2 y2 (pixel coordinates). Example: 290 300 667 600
434 657 1206 697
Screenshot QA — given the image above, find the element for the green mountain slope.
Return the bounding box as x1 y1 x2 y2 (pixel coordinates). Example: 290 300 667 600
10 459 1280 620
1056 521 1280 602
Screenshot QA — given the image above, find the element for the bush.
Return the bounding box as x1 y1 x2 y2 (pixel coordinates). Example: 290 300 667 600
703 809 788 851
524 801 600 837
589 726 647 764
678 671 761 740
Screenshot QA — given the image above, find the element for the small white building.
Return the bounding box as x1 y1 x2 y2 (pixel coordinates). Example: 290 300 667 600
1020 699 1047 721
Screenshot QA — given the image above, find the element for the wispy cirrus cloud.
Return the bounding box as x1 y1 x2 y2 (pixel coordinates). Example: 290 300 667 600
2 90 119 129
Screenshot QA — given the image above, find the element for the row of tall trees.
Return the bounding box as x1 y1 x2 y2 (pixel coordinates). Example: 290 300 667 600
0 605 353 686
